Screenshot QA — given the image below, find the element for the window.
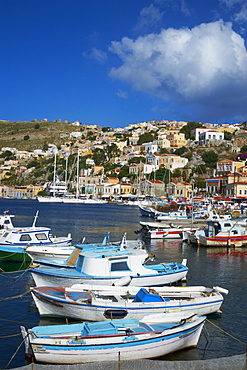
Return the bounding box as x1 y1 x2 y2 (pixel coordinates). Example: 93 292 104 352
20 234 31 241
76 255 84 271
110 261 130 271
36 233 48 240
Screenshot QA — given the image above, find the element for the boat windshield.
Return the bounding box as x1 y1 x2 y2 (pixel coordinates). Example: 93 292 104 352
36 233 48 240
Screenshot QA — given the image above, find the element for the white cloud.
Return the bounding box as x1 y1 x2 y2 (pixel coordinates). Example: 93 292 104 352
234 4 247 23
115 90 128 99
109 20 247 122
82 48 107 64
134 4 164 31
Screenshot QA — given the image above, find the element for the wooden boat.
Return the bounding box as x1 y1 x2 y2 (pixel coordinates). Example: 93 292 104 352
187 219 247 247
29 240 188 287
30 283 228 321
20 312 206 364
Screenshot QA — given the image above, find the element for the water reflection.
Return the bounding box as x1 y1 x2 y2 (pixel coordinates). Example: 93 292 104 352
0 199 247 368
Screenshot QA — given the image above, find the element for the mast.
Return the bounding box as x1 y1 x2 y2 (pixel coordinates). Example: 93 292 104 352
53 153 57 197
76 149 80 198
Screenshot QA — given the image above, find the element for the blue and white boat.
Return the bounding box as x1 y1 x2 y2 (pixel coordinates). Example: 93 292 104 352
30 237 188 287
30 283 228 321
26 233 145 262
21 312 206 364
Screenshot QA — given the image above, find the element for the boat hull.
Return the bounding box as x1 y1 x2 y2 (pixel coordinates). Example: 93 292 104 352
22 317 205 364
198 235 247 248
0 249 32 263
31 286 224 321
30 267 188 288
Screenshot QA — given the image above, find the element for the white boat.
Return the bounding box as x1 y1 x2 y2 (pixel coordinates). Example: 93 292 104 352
137 220 198 239
29 240 188 287
0 210 15 233
0 211 72 263
21 312 206 364
138 204 157 217
26 233 145 262
186 218 247 248
63 197 107 204
30 283 228 321
36 196 63 203
155 209 188 221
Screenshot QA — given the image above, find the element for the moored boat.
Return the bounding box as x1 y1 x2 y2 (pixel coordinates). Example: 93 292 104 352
21 312 206 364
30 283 228 321
186 218 247 247
0 211 72 263
29 241 188 287
137 220 198 239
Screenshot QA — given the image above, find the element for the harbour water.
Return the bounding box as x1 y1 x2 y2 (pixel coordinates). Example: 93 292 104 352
0 198 247 369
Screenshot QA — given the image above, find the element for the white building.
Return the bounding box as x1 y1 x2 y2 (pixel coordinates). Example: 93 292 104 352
199 130 224 144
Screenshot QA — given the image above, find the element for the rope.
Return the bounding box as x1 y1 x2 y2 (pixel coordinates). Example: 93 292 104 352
0 264 30 287
0 333 22 338
206 318 247 346
2 332 28 370
0 289 31 301
0 317 38 327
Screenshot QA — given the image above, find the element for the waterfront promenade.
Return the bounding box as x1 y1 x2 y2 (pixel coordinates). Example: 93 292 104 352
13 354 247 370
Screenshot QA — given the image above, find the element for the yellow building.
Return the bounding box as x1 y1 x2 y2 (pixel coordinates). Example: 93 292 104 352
166 131 187 148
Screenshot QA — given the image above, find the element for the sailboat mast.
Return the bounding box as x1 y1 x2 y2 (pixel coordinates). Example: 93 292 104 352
53 153 57 197
76 149 79 198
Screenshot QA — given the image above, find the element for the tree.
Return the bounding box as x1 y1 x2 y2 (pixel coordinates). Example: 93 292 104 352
202 150 218 168
159 148 169 154
128 156 146 164
180 121 203 139
102 126 111 132
174 147 186 156
0 150 13 158
117 165 130 179
92 148 106 165
24 135 30 140
149 168 170 182
224 131 233 140
240 145 247 153
171 169 181 178
137 132 155 145
105 143 120 159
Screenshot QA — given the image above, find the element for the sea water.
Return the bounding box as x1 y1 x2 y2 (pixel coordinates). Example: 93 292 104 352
0 198 246 369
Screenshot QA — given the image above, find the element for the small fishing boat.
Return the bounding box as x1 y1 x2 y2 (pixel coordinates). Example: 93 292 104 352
137 220 198 239
30 283 228 321
29 239 188 287
186 219 247 247
21 312 206 364
0 211 72 263
138 204 157 218
155 209 188 221
26 233 145 262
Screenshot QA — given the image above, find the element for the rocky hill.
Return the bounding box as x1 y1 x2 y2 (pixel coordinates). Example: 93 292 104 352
0 120 82 151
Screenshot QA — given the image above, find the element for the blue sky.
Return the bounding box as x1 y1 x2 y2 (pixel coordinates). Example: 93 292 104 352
1 0 247 128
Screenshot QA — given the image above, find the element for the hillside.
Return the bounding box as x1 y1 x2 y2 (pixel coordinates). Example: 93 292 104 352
0 120 82 151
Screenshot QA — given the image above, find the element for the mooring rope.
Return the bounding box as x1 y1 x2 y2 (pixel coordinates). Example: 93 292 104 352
206 318 247 346
0 289 31 301
0 316 38 327
0 264 30 287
